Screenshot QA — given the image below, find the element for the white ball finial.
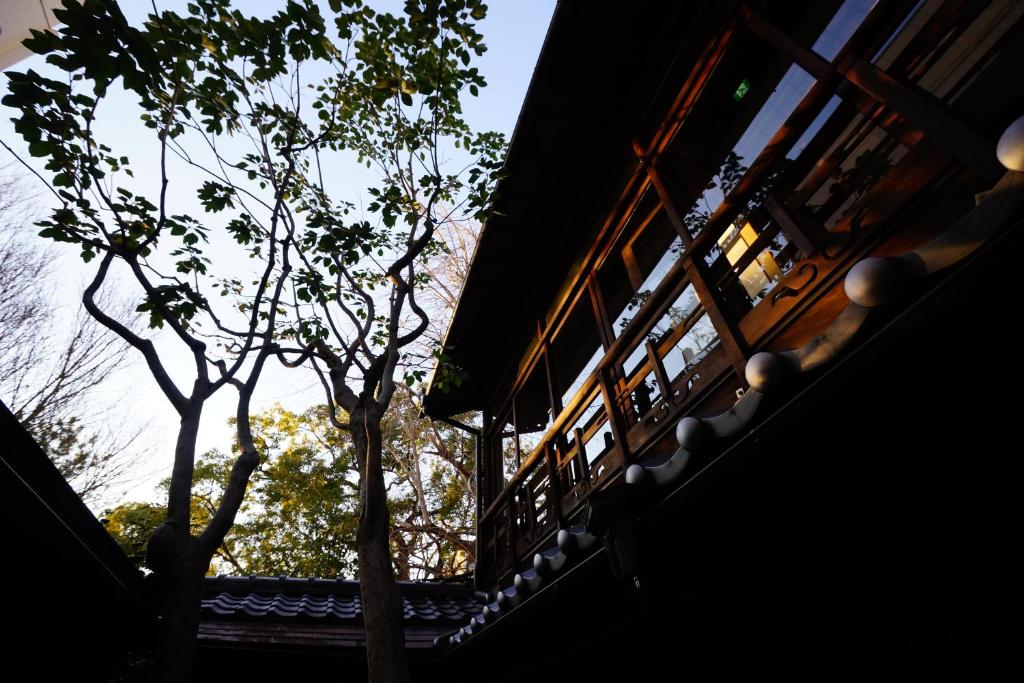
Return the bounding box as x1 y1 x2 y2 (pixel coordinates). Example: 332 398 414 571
744 352 792 392
625 463 648 485
675 416 706 450
844 256 911 307
997 115 1024 172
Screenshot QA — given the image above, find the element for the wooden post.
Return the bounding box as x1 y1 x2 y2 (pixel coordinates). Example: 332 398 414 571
504 487 518 573
764 196 820 256
544 443 565 527
645 338 674 404
597 364 631 465
574 427 590 484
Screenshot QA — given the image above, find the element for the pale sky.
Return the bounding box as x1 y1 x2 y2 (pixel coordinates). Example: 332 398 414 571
0 0 556 509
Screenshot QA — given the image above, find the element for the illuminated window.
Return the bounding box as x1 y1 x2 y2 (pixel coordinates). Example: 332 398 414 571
717 222 784 301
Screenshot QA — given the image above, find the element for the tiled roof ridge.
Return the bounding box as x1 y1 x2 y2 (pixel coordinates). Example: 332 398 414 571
201 573 482 623
437 120 1024 651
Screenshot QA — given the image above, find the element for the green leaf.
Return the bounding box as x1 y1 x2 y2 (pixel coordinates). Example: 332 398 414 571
28 140 52 157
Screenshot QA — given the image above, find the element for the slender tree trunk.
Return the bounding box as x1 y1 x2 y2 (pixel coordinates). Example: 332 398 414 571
147 408 207 683
393 531 412 581
353 402 411 683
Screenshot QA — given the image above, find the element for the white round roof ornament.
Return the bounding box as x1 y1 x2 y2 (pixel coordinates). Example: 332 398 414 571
996 115 1024 172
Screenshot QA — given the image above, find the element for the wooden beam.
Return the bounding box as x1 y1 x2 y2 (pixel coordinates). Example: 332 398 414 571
765 196 819 256
588 275 616 353
741 4 999 179
636 141 695 247
573 427 590 483
740 5 832 79
504 488 518 572
842 58 999 178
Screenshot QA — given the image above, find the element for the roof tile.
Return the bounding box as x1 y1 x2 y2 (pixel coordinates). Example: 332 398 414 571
200 575 482 625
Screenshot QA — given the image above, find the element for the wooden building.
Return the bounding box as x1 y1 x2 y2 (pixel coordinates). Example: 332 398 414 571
423 0 1024 678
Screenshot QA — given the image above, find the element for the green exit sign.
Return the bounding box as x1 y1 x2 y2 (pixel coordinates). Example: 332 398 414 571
733 78 751 102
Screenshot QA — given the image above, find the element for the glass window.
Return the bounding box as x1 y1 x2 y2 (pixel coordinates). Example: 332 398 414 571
515 363 552 460
624 284 703 378
663 313 720 381
673 0 874 244
622 285 720 414
797 116 909 231
617 218 684 337
528 470 550 528
549 292 603 412
565 393 613 467
562 346 602 413
498 415 517 485
812 0 875 61
598 187 677 339
876 0 1021 103
717 221 785 301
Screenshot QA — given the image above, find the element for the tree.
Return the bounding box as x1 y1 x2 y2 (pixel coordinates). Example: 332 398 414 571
4 2 501 680
103 501 166 567
206 406 363 578
3 2 305 679
0 165 141 505
107 396 476 579
269 4 502 677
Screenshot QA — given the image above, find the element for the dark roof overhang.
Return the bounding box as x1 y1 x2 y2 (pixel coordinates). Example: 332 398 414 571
0 401 151 677
423 1 729 417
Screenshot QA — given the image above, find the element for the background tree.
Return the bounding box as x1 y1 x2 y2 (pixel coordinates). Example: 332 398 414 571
106 394 477 580
386 384 476 578
0 164 142 505
420 214 478 343
103 500 166 567
217 405 363 578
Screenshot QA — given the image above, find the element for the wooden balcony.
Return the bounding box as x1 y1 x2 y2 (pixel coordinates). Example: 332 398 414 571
456 0 1024 591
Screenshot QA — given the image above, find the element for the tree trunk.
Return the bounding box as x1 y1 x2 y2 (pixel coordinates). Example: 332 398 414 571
149 530 207 683
393 531 412 581
147 407 208 683
353 402 411 683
